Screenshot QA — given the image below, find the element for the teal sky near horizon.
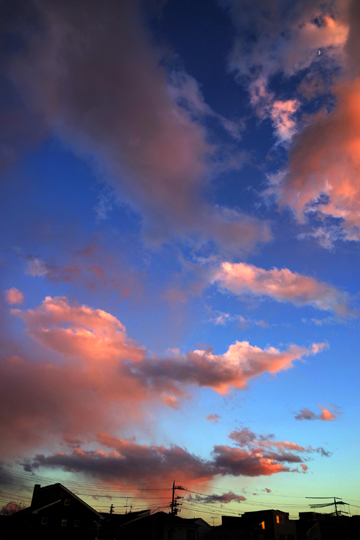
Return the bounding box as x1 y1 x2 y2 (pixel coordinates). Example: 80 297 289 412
1 0 360 521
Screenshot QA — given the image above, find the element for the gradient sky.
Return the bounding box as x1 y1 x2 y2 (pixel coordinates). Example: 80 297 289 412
1 0 360 522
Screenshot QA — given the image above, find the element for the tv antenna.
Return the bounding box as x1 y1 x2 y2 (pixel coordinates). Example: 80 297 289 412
306 497 349 516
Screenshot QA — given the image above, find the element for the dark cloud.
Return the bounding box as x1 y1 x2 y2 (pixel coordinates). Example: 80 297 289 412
227 428 332 464
189 491 246 504
23 427 315 491
294 408 317 421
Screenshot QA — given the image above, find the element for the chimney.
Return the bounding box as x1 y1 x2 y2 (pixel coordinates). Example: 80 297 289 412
31 484 41 508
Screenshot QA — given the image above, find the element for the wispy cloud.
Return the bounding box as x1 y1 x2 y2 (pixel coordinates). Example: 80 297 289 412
206 414 221 424
209 310 268 329
25 255 80 283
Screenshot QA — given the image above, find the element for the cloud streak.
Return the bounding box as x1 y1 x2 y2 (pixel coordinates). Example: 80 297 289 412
189 491 246 504
212 262 355 316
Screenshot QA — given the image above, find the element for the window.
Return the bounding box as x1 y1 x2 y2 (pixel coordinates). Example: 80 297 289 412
259 521 265 529
186 531 195 540
64 499 70 506
74 520 80 528
276 515 284 524
41 517 48 525
61 518 68 527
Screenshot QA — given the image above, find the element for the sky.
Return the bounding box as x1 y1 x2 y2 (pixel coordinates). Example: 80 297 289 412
1 0 360 522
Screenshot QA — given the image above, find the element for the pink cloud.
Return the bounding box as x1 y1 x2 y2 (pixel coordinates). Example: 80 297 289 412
294 404 342 421
3 288 24 305
270 99 300 142
1 295 326 456
213 261 355 316
13 296 325 396
206 414 221 424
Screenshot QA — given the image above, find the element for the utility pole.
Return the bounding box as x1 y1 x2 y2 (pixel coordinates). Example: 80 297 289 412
170 480 186 515
110 504 114 514
169 481 186 540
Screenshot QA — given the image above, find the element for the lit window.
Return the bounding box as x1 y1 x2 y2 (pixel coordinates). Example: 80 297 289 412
259 521 265 529
41 517 48 525
64 499 70 506
276 515 284 524
74 520 80 527
61 519 68 527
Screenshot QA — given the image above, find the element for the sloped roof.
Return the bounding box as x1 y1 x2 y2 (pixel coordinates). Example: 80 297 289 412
32 483 103 519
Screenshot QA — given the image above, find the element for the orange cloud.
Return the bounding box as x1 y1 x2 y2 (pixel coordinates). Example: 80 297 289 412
320 406 337 421
3 288 24 305
213 262 355 316
280 78 360 243
294 404 342 421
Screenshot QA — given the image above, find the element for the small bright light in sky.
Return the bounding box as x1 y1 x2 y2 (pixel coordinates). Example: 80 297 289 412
0 0 359 521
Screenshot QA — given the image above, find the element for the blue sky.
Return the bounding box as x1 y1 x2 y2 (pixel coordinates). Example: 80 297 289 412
1 0 360 520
